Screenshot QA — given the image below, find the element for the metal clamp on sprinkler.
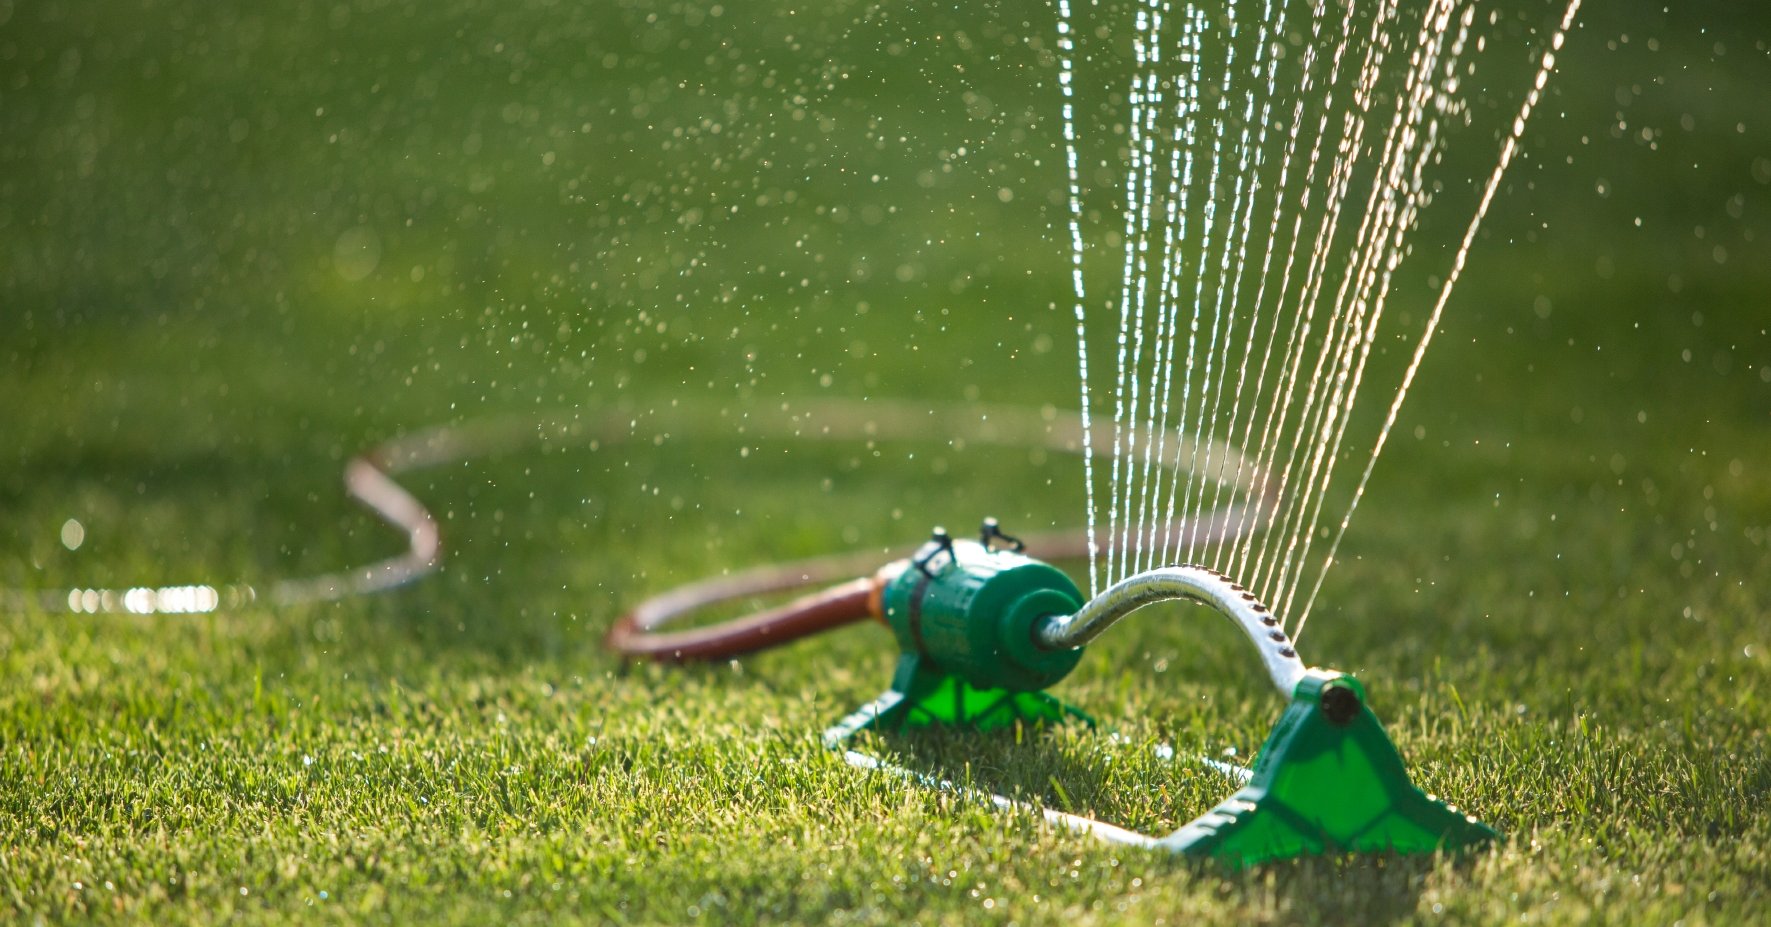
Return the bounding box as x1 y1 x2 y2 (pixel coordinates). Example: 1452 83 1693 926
608 517 1498 869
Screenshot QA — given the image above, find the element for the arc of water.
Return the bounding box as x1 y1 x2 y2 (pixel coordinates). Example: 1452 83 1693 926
1233 0 1375 596
1155 3 1220 574
1278 4 1480 620
1053 0 1100 594
1107 7 1149 585
1249 0 1418 602
1268 0 1452 614
1193 0 1288 563
1253 8 1380 591
1064 0 1582 623
1172 0 1245 569
1139 3 1197 578
1154 6 1211 571
1127 0 1176 579
1221 0 1358 586
1294 0 1583 639
1218 0 1337 581
1272 0 1465 619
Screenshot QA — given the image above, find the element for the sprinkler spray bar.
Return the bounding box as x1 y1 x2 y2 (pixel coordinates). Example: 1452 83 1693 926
1034 565 1307 697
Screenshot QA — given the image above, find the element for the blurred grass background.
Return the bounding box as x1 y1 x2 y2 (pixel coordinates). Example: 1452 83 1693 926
2 1 1769 923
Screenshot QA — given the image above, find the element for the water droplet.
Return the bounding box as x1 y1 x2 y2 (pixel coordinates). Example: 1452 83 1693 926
60 518 85 551
333 226 381 281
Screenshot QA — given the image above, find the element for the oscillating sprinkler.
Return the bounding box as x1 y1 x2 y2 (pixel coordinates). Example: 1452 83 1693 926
609 516 1499 869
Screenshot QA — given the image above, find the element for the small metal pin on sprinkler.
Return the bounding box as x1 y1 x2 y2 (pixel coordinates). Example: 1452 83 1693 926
607 516 1499 869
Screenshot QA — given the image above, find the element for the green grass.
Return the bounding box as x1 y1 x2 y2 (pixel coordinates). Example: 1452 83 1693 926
3 0 1770 923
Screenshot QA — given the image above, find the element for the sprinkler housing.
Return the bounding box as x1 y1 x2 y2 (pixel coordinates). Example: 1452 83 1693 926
825 522 1499 869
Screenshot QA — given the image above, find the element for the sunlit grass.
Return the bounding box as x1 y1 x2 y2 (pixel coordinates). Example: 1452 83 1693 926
3 1 1769 924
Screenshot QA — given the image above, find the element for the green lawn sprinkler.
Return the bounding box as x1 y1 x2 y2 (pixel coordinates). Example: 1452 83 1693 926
609 515 1498 869
817 520 1498 869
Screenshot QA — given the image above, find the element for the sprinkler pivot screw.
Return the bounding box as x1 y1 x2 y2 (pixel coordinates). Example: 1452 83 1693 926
1320 683 1361 726
914 527 958 578
979 517 1025 553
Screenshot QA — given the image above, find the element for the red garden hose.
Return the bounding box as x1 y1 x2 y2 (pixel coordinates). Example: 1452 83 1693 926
4 400 1262 662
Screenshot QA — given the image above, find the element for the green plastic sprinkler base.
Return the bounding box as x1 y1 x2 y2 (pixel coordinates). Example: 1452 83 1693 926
825 663 1498 869
823 654 1093 747
1160 669 1499 868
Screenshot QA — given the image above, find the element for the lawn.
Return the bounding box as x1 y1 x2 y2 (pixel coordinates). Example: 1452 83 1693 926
2 1 1769 923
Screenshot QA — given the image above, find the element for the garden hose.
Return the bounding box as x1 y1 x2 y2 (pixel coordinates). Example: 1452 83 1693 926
2 399 1261 623
598 509 1254 663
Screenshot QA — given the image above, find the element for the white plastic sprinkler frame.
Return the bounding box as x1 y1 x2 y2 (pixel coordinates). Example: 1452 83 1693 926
824 562 1499 867
826 564 1305 851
